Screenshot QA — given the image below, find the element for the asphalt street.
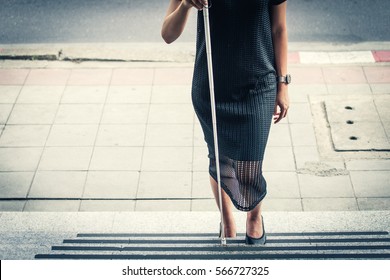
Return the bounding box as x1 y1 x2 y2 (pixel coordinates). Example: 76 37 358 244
0 0 389 44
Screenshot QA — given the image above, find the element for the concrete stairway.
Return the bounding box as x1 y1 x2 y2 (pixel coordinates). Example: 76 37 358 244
1 211 390 260
35 231 390 260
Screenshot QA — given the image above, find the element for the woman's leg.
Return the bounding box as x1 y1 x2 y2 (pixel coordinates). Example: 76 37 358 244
209 176 237 237
246 201 264 238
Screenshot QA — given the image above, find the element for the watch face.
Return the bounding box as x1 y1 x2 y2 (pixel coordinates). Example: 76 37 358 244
286 74 291 84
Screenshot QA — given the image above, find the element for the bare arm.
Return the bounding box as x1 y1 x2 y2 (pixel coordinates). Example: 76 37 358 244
161 0 207 44
271 2 289 124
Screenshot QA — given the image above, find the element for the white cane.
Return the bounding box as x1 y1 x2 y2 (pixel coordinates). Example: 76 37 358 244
203 4 227 246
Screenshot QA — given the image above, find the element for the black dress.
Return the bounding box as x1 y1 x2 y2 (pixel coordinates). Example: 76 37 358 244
191 0 287 211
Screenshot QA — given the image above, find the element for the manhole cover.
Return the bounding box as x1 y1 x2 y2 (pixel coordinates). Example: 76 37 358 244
324 95 390 151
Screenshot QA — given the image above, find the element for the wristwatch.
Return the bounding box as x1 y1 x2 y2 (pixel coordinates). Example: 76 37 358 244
277 74 291 84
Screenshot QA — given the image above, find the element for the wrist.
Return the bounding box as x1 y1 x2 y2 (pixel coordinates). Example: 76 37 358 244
277 82 288 92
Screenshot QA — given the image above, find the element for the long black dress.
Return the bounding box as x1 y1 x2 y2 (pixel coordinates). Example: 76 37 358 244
191 0 287 211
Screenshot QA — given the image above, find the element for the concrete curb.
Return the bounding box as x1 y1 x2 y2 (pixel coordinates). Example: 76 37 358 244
1 42 390 64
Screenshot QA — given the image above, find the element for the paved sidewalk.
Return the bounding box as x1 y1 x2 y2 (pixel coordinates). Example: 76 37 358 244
0 52 389 213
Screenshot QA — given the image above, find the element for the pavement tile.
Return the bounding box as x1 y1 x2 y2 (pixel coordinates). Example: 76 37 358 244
192 171 214 199
290 123 317 146
194 122 207 147
302 198 358 211
7 104 58 124
83 171 139 198
61 86 108 103
154 68 193 85
288 85 327 103
79 200 136 211
95 124 146 146
28 171 87 198
148 104 194 124
323 67 366 84
0 201 25 211
89 147 143 171
0 104 13 124
25 69 70 86
364 66 390 83
151 85 192 104
0 147 43 171
191 199 217 211
107 86 151 103
383 121 390 138
46 124 98 147
327 84 372 95
287 103 312 123
145 124 193 147
350 171 390 197
357 198 390 211
289 67 324 84
262 198 303 211
137 171 191 198
263 147 296 171
0 86 21 103
24 200 81 211
0 172 34 198
193 146 209 172
0 125 50 147
373 95 390 121
346 160 390 171
268 124 292 147
370 83 390 94
55 104 104 124
298 174 354 198
0 69 29 85
17 86 64 104
67 69 112 86
265 171 300 198
134 199 191 211
101 104 149 124
293 146 320 169
142 147 192 171
38 147 93 170
111 68 154 85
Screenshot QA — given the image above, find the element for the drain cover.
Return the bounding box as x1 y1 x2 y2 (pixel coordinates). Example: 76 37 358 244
324 95 390 151
34 231 390 260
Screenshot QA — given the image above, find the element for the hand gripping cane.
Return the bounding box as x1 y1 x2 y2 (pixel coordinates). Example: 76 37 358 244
203 4 227 246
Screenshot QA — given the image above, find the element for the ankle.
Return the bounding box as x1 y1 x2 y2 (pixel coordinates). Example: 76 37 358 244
224 226 236 238
220 220 236 238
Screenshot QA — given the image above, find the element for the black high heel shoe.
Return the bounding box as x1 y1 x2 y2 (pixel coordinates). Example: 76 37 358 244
245 215 266 245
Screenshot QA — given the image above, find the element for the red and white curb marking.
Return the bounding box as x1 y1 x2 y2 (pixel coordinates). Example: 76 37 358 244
289 50 390 64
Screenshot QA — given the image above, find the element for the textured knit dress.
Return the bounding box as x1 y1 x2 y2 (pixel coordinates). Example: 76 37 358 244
191 0 287 211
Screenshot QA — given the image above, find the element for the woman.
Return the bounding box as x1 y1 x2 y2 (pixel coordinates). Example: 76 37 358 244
162 0 290 245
